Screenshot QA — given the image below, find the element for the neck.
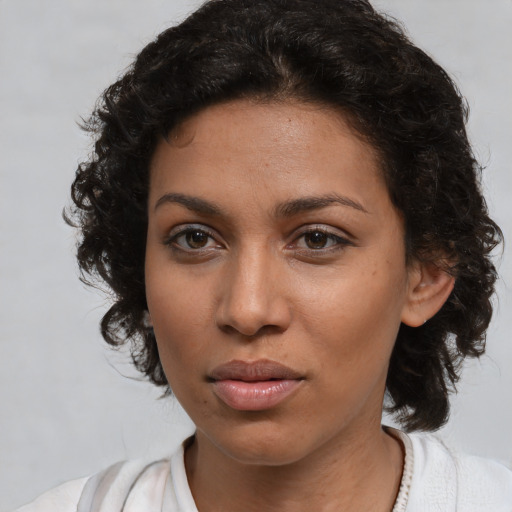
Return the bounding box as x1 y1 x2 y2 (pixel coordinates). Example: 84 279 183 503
185 420 404 512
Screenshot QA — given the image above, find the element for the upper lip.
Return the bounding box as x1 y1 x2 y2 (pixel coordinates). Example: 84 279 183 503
209 359 303 382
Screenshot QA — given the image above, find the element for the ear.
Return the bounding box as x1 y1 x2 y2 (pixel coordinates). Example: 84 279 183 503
401 261 455 327
142 310 153 328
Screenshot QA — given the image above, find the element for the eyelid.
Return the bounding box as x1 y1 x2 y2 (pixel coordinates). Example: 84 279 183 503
287 224 355 252
166 223 217 239
163 223 223 251
290 224 354 242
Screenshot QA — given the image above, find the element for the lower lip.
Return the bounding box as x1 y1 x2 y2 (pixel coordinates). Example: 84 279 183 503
212 379 302 411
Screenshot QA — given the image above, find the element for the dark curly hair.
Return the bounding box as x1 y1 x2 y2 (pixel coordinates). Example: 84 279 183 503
68 0 502 431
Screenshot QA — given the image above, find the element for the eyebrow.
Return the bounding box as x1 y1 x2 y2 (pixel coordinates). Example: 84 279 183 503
274 193 369 217
154 192 368 217
154 193 222 215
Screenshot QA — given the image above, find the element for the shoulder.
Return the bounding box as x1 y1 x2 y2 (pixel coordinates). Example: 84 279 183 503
407 432 512 511
11 439 198 512
12 477 88 512
11 458 172 512
453 446 512 510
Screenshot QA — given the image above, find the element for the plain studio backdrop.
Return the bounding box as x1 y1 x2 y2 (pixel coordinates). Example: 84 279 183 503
1 0 511 509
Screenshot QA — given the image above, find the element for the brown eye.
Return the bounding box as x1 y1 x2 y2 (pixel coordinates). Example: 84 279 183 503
304 230 329 249
186 230 209 249
168 226 219 252
292 227 352 254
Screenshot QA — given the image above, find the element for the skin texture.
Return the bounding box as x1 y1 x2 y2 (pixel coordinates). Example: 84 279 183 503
145 100 454 511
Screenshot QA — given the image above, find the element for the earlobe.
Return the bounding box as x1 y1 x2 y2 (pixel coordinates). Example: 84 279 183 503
143 310 154 328
401 261 455 327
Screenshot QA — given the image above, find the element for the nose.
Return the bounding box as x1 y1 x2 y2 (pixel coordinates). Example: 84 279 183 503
215 247 292 338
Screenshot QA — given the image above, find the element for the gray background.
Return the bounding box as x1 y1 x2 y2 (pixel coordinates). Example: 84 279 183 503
1 0 511 509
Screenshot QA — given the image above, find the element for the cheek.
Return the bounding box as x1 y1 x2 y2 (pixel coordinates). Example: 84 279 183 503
147 287 211 407
297 258 407 369
145 262 210 370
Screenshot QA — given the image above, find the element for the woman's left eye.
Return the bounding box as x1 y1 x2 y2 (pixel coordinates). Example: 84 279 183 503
293 228 351 251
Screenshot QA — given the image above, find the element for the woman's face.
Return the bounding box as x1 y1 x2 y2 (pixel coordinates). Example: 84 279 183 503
145 100 417 465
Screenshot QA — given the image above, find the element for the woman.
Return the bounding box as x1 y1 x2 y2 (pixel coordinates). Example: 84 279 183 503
15 0 511 510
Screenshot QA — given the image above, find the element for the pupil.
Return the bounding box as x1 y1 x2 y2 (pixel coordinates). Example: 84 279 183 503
306 231 327 249
187 230 208 248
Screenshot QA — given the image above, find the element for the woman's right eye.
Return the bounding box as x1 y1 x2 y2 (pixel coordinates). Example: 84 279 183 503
166 226 221 252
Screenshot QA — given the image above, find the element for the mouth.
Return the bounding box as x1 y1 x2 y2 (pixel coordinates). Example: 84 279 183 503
208 359 304 411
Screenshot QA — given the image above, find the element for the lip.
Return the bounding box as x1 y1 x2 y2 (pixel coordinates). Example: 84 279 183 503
209 359 304 411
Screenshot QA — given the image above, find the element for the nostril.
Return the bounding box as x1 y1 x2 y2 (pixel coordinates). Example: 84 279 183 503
217 322 287 339
214 273 292 336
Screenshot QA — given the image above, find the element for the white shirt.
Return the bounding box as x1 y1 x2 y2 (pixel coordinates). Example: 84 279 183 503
13 432 512 511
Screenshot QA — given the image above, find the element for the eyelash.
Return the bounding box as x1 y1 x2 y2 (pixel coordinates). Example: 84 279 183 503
164 224 353 256
290 226 353 254
164 224 221 253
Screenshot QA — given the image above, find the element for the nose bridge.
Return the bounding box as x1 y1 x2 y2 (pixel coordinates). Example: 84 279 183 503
216 241 289 336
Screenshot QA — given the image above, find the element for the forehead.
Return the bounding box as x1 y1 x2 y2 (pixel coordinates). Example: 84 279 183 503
148 100 389 215
165 100 378 163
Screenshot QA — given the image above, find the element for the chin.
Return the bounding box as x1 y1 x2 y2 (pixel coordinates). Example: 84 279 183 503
200 419 320 467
